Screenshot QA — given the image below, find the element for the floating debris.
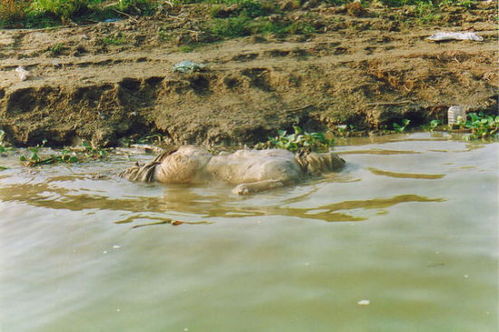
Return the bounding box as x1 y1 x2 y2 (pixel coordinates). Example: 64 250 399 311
427 32 483 42
15 66 29 81
172 60 206 73
357 299 370 306
112 245 121 249
132 219 213 229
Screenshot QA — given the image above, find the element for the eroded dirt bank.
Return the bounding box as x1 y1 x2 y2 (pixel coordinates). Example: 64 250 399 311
0 3 497 147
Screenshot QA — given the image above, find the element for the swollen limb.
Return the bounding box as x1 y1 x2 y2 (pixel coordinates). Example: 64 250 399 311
232 180 286 195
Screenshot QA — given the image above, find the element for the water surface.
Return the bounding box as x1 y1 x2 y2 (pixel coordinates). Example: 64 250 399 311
1 133 497 331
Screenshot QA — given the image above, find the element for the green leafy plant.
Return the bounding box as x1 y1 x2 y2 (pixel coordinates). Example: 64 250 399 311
19 140 108 167
456 112 499 140
393 119 411 133
429 119 441 131
19 140 46 166
255 126 335 153
80 140 108 159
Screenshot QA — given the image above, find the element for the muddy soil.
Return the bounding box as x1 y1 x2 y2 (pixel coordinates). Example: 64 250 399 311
0 2 497 147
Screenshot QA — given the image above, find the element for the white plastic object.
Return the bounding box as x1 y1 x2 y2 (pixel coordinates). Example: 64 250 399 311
15 66 29 81
448 106 466 125
427 32 483 42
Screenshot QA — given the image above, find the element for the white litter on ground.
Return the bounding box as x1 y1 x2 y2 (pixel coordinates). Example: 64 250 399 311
15 66 30 81
427 32 483 42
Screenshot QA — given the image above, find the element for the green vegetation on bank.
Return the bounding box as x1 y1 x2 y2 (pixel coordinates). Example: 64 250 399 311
1 113 497 168
454 112 499 140
0 0 157 28
19 140 108 166
0 132 109 167
255 126 335 153
0 0 482 29
255 112 498 153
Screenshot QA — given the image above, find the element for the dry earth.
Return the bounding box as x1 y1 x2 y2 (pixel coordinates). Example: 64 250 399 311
0 2 497 146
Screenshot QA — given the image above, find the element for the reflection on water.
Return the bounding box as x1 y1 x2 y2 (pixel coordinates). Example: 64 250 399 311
367 168 445 179
0 132 497 332
338 149 420 155
0 181 444 223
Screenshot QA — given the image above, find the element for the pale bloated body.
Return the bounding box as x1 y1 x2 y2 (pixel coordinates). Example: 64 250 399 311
122 145 345 194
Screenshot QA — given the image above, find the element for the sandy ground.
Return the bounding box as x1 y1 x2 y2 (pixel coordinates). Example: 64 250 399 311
0 2 497 146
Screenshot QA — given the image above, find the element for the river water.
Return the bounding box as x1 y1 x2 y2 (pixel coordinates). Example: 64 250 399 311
0 132 497 332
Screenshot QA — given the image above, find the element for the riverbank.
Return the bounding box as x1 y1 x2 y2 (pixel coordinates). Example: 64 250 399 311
0 1 497 147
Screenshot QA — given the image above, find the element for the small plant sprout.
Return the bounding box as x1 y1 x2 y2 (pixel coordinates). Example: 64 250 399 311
393 119 410 133
429 119 441 130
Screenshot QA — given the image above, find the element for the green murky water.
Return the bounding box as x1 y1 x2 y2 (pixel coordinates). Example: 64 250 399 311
0 133 497 331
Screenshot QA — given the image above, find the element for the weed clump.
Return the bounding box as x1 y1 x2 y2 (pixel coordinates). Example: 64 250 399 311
0 0 483 29
255 126 335 153
19 140 109 167
0 0 158 28
455 112 499 140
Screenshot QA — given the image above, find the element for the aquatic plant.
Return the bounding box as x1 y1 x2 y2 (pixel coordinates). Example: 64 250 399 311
255 126 335 153
20 140 108 167
81 140 108 159
19 140 45 166
456 112 499 140
393 119 411 133
429 119 441 131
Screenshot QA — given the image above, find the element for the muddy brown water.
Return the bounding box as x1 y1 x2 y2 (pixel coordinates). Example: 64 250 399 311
0 132 497 331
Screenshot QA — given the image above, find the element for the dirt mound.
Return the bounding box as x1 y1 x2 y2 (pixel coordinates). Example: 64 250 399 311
0 3 497 146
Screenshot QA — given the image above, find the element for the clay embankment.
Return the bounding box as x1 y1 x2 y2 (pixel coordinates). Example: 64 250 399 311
0 4 497 146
